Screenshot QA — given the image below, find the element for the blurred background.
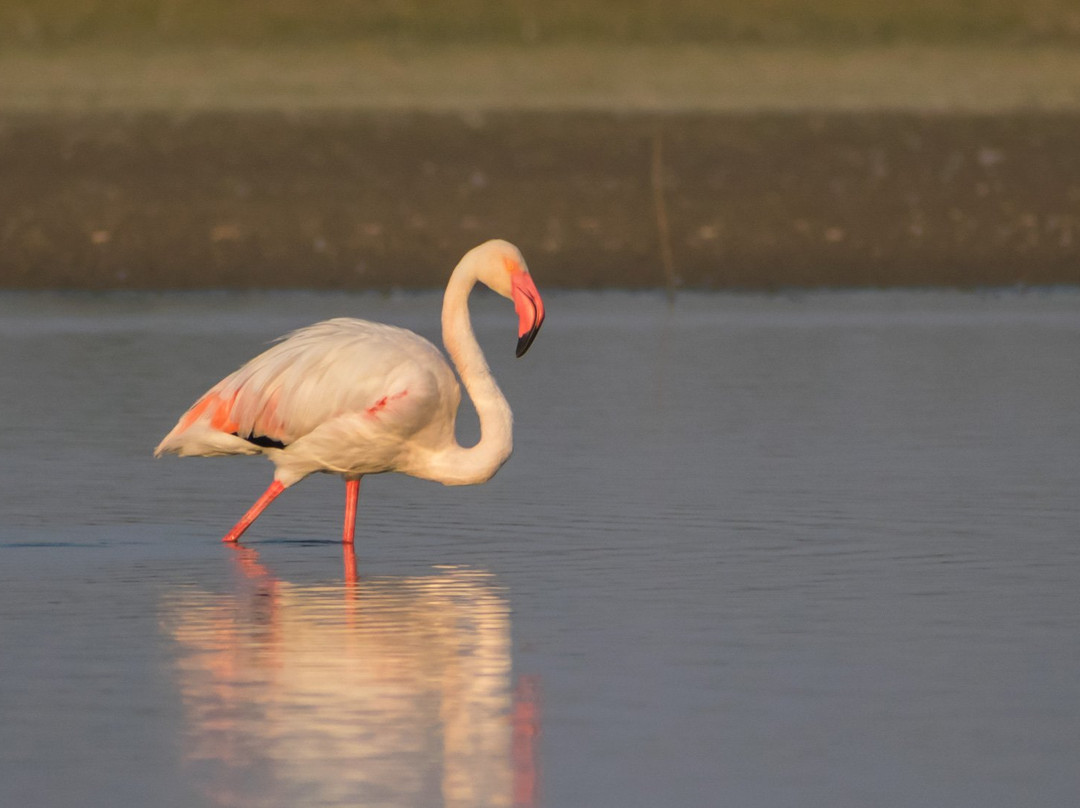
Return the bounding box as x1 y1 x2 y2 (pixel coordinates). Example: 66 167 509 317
4 0 1080 48
1 0 1079 287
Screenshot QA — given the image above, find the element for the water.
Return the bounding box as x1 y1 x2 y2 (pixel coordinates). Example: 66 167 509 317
1 289 1078 807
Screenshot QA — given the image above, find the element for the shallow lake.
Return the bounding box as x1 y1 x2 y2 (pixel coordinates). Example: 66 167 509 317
1 289 1078 807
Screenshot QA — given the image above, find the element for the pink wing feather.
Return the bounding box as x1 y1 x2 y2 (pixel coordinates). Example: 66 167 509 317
156 318 457 457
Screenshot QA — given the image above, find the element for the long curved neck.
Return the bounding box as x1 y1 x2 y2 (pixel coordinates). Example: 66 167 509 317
430 261 513 485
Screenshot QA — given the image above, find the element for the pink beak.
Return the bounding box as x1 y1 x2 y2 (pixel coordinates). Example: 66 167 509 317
511 271 546 357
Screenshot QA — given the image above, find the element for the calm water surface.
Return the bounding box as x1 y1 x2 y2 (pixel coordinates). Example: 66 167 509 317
1 289 1078 807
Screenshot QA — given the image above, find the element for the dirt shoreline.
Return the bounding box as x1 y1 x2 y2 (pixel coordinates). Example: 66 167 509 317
2 109 1078 289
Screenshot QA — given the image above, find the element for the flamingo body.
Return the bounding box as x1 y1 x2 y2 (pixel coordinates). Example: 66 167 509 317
157 319 460 485
155 239 545 543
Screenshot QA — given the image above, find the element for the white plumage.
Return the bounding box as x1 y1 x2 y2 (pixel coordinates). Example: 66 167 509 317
155 239 546 543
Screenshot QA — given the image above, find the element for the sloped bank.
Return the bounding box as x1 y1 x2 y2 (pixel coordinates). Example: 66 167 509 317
2 110 1078 288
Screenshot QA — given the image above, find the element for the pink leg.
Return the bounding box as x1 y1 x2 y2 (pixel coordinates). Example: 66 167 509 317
343 543 358 585
222 480 285 543
343 478 361 544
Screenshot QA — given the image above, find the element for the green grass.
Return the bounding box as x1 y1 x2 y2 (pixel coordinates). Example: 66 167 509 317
3 0 1080 47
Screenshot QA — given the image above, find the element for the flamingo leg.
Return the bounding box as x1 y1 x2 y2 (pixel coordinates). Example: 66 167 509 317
343 478 361 544
222 480 285 543
343 543 358 585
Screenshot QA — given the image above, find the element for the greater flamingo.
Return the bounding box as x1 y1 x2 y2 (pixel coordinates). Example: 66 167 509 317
155 239 545 544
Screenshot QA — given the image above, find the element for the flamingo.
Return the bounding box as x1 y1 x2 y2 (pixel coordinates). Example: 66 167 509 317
155 239 545 544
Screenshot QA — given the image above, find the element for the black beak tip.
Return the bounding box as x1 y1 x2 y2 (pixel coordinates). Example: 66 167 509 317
515 335 532 358
516 325 541 358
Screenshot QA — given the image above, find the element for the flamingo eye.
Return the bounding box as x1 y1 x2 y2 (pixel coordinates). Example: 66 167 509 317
502 255 522 276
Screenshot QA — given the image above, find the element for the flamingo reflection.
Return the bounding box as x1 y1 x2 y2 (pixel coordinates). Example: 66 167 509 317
160 546 539 808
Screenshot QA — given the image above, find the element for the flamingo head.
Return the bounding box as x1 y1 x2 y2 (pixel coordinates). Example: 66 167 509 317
472 239 546 357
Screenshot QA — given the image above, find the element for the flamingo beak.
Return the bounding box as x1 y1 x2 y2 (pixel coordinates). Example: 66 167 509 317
511 271 545 357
